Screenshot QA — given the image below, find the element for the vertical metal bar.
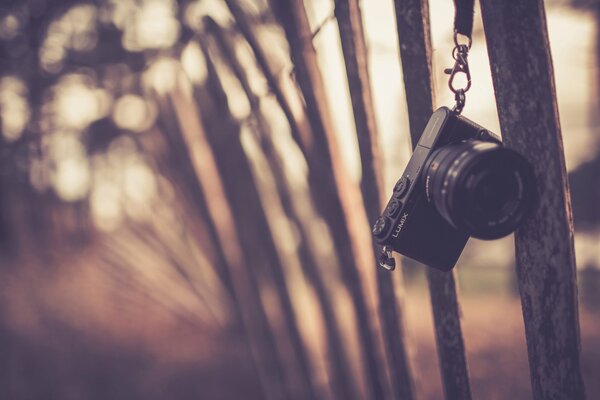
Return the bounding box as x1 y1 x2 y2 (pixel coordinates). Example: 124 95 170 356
479 1 586 398
335 1 415 398
269 0 390 398
392 1 472 399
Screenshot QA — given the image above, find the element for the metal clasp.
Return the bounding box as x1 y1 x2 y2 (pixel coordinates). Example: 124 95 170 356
445 47 471 94
445 32 472 114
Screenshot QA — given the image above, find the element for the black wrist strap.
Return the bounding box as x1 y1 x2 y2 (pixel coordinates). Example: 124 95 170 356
453 0 475 38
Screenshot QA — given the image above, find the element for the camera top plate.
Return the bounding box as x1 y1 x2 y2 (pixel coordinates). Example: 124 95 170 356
418 107 452 149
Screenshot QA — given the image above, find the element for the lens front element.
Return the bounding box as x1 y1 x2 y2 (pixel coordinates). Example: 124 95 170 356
424 140 536 240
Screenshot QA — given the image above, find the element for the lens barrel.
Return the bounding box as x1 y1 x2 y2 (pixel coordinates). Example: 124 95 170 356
423 140 536 240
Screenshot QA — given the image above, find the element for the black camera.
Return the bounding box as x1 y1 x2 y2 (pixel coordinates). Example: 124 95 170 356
372 107 536 271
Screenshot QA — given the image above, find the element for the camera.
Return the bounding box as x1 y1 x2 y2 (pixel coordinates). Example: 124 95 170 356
372 107 536 271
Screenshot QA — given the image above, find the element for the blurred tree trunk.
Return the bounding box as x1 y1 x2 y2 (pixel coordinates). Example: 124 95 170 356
335 1 415 398
393 1 472 399
480 1 586 398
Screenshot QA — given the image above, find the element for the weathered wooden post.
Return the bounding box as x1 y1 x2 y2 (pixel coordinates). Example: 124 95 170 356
223 0 313 152
479 1 586 398
335 1 415 399
163 86 289 400
269 0 393 398
156 38 317 398
196 35 324 400
204 17 358 400
393 0 472 398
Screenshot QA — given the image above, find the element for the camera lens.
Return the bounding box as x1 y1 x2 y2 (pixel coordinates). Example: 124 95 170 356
423 140 536 240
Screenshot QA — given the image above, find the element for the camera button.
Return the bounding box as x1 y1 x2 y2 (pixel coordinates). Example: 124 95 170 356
385 199 402 217
372 216 389 237
394 177 411 197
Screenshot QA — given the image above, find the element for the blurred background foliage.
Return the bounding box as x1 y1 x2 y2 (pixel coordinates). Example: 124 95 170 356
0 0 598 399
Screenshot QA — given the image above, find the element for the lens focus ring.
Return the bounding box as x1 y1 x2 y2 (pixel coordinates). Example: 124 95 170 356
423 140 536 240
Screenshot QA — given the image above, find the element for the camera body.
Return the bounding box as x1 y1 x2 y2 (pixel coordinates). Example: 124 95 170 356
372 107 535 271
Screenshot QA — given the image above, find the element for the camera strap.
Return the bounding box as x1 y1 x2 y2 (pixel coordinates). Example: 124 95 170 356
445 0 475 114
453 0 474 39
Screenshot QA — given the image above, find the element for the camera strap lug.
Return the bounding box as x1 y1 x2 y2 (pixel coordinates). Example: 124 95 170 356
378 246 396 271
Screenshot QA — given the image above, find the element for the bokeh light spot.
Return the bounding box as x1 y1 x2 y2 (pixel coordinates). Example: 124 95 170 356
0 77 30 142
121 0 181 51
53 76 109 130
124 159 157 205
144 58 179 95
113 94 155 132
52 157 91 201
0 14 20 40
181 42 208 84
39 5 98 73
91 182 123 231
